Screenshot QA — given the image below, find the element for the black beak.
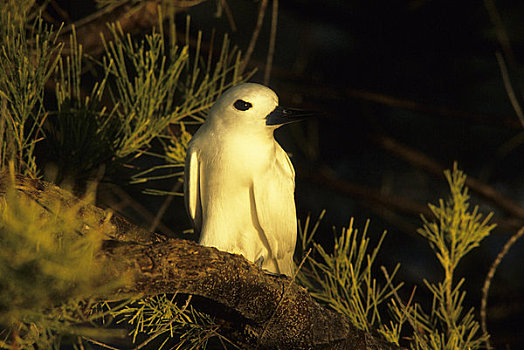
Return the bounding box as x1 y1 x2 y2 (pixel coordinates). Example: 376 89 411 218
265 106 317 126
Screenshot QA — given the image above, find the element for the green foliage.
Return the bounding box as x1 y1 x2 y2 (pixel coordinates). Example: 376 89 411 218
101 23 189 159
385 164 495 350
105 294 231 349
0 170 125 348
45 27 116 184
419 164 494 274
297 164 495 349
0 0 37 28
165 123 193 166
101 14 244 160
0 7 62 177
297 212 403 336
42 14 246 187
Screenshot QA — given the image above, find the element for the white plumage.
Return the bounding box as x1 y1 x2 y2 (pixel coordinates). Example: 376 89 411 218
184 83 313 276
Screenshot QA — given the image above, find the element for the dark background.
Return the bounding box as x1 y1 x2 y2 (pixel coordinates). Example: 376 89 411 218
50 0 524 348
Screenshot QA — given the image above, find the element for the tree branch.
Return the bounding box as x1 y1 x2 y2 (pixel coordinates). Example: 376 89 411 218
101 238 394 349
1 173 400 349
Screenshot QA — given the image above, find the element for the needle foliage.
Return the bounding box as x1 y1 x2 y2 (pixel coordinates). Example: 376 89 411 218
105 294 236 350
297 214 403 334
0 166 127 349
297 164 495 349
0 6 62 178
386 164 495 349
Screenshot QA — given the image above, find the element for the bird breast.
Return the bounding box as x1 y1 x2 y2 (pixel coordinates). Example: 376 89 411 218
204 132 277 182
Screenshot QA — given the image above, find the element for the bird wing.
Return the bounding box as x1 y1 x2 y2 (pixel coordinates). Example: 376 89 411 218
251 147 297 275
184 146 202 234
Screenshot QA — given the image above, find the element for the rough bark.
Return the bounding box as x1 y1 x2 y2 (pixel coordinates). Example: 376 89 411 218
0 173 400 349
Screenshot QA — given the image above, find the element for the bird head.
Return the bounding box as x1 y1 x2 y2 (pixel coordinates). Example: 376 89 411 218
206 83 316 133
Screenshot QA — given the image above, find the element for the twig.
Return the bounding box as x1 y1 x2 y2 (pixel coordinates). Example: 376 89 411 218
484 0 524 129
296 163 450 238
484 0 517 67
174 0 208 7
374 135 524 220
264 0 278 85
84 337 121 350
149 180 182 232
206 28 216 72
297 163 433 218
48 0 72 23
267 76 522 129
258 248 311 343
343 87 519 129
495 51 524 129
109 185 176 236
239 0 268 75
366 203 420 238
220 0 237 32
481 225 524 350
381 267 419 338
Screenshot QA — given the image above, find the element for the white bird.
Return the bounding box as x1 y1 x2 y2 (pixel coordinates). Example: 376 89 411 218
184 83 315 276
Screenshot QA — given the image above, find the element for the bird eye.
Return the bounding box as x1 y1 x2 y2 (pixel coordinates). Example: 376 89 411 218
233 99 253 111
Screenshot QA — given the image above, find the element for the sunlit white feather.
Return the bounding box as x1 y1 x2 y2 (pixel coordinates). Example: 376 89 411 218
184 83 297 276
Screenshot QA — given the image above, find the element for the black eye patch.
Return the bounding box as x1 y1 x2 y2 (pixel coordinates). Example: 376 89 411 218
233 99 253 111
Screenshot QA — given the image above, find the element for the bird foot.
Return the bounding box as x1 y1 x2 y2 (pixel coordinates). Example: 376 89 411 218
263 269 288 278
255 256 287 278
